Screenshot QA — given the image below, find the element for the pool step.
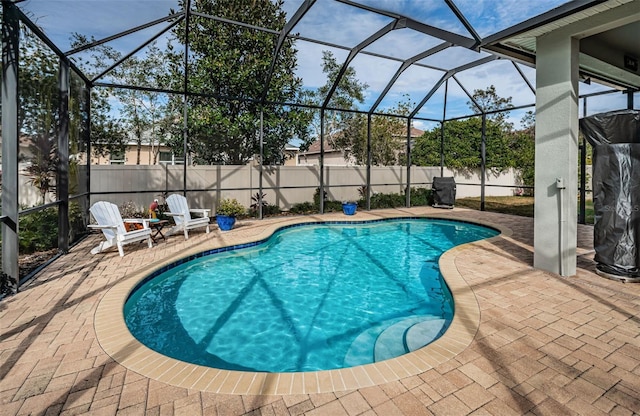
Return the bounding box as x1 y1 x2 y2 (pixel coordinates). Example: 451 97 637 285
343 315 447 367
404 318 447 353
374 316 446 362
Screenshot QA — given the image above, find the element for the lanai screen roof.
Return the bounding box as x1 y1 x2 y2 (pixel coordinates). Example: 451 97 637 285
15 0 640 124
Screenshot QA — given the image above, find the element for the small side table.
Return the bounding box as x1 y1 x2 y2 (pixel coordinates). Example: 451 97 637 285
149 220 169 243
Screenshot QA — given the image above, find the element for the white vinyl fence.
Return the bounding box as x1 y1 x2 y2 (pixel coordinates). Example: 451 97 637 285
19 164 523 213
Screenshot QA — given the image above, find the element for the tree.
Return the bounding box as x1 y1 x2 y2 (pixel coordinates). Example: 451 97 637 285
305 51 368 156
69 34 128 160
2 26 61 205
167 0 312 165
25 134 58 204
466 85 514 126
413 86 519 172
2 24 113 204
110 44 171 165
16 31 59 138
412 116 509 171
510 111 536 193
336 98 412 166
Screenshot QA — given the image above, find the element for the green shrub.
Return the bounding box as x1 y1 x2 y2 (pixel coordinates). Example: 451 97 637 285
69 202 87 244
409 187 431 206
313 187 327 206
217 198 246 217
367 192 405 209
290 202 316 214
263 204 281 216
249 203 281 217
1 271 17 296
359 187 431 209
5 203 86 255
19 207 58 253
324 200 343 212
250 192 268 210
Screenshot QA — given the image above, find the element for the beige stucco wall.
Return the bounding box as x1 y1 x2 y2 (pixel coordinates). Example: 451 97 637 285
90 145 173 165
298 151 355 166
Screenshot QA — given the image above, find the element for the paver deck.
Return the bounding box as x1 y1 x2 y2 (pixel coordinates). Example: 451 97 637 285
1 207 639 415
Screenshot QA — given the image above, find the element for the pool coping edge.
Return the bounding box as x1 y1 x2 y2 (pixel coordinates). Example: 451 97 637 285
94 212 511 395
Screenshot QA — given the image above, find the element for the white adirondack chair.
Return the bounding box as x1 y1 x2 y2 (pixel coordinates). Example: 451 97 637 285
165 194 211 240
89 201 152 257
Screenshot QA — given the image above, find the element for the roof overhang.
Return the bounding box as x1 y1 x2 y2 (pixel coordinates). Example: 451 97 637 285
483 0 640 90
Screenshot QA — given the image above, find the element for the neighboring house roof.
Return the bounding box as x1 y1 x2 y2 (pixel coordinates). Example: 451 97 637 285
300 139 340 156
300 127 424 156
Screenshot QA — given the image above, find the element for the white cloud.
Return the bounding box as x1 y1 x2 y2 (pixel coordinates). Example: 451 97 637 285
453 0 571 36
364 29 445 61
294 41 350 88
293 0 392 47
22 0 178 52
454 59 536 106
19 0 623 122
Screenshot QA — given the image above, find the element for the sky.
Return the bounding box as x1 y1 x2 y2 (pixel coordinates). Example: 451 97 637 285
18 0 629 130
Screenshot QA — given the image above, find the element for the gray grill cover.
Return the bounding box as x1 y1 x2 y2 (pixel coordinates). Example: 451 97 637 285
432 177 456 208
579 110 640 277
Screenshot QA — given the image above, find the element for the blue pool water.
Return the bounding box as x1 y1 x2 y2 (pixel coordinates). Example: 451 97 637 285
125 218 497 372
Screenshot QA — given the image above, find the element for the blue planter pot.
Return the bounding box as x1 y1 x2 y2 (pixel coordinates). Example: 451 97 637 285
342 202 357 215
216 214 236 231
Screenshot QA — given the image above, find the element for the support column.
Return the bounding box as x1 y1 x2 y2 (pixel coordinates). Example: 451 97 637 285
366 114 371 211
405 118 411 208
84 84 91 216
480 113 487 212
182 0 191 195
439 122 445 177
319 109 325 214
258 110 264 220
2 2 20 293
534 33 579 276
58 59 70 252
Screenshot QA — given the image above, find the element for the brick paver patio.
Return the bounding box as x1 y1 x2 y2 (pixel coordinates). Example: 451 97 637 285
1 207 639 415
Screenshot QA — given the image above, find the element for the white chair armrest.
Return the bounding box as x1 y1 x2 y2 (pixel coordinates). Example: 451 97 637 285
189 208 211 217
164 212 184 217
88 224 117 231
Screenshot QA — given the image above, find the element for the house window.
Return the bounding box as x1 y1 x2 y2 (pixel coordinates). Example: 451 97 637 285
159 151 173 164
109 150 125 165
159 151 185 165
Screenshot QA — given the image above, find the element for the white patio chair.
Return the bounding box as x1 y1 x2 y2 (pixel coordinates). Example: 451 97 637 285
165 194 211 240
88 201 152 257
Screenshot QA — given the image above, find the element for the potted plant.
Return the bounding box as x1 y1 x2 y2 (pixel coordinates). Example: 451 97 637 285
342 201 357 215
216 198 245 231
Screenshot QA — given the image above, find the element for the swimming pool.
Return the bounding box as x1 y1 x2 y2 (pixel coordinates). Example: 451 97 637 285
125 218 498 373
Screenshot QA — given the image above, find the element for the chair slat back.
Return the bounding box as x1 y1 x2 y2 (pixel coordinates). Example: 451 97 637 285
166 194 192 224
90 201 126 239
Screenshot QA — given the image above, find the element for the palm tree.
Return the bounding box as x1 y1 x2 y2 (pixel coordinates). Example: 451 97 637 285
25 134 58 205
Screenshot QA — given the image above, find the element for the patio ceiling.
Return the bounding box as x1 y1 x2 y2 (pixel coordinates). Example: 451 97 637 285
14 0 639 121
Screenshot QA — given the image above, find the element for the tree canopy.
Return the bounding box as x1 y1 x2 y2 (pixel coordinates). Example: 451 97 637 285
337 99 412 166
110 44 171 165
412 87 535 188
307 51 412 166
167 0 312 165
7 29 86 202
412 116 512 170
305 50 368 145
70 34 128 160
